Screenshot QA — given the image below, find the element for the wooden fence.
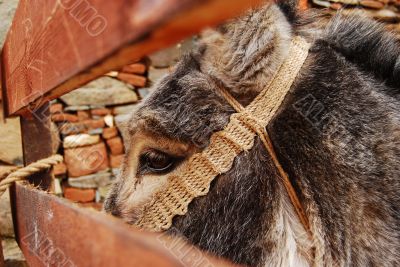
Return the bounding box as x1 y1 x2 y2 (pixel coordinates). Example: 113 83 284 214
0 0 263 266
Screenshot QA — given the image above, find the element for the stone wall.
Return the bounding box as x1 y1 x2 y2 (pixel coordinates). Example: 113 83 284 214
310 0 400 32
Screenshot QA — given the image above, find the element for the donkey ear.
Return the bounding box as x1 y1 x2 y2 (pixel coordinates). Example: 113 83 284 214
276 0 300 24
199 4 294 96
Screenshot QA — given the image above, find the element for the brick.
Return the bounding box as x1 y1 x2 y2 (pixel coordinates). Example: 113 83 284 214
59 122 86 135
65 105 90 112
51 113 79 122
64 187 96 203
102 127 118 139
106 137 124 155
110 154 124 168
83 119 105 129
91 108 111 116
77 110 91 121
112 104 136 115
360 0 384 8
330 3 342 9
63 134 100 148
50 103 63 113
121 63 147 75
64 142 109 177
117 73 147 87
53 162 67 176
88 128 103 135
61 77 138 106
68 171 113 189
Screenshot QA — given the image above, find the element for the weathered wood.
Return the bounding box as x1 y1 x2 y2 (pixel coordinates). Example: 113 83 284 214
11 183 238 267
0 55 4 267
0 234 4 267
20 103 53 190
2 0 263 116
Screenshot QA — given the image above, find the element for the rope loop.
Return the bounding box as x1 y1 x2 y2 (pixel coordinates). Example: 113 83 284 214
0 154 63 197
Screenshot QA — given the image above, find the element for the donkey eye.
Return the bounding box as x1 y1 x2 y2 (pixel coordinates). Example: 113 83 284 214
139 150 177 174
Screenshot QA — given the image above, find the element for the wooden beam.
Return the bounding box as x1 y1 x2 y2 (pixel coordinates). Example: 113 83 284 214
20 103 54 190
0 234 4 267
11 183 237 267
0 53 4 267
1 0 263 116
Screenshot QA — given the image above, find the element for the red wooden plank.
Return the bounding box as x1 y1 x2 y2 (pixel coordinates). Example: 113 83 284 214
0 235 4 267
20 103 54 190
11 183 238 267
0 56 4 267
2 0 263 116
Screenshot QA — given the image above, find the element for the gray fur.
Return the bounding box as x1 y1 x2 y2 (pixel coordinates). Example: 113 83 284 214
105 2 400 266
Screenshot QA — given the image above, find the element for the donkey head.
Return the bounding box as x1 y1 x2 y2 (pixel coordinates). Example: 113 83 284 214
105 2 400 266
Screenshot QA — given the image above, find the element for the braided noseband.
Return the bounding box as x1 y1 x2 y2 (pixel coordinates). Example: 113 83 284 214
135 37 312 239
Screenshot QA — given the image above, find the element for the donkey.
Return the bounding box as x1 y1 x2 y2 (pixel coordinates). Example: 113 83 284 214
104 1 400 266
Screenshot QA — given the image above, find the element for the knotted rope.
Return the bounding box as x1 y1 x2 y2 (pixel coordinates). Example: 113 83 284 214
0 155 63 197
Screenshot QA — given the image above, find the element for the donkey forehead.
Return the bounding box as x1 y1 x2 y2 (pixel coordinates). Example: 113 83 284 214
129 54 233 147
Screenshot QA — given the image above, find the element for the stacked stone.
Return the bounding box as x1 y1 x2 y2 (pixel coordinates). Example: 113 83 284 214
310 0 400 26
51 62 147 207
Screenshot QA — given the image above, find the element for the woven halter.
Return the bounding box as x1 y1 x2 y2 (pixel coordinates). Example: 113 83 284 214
136 36 312 238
